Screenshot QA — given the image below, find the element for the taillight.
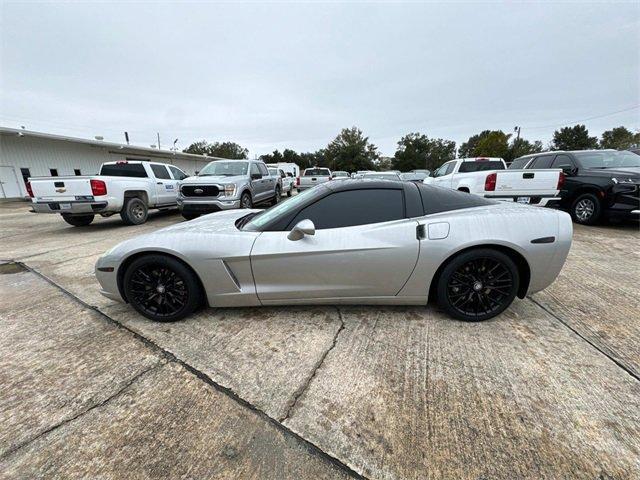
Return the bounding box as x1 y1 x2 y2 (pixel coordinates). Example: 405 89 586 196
26 181 34 198
557 171 565 190
485 172 497 191
296 177 300 186
91 179 107 196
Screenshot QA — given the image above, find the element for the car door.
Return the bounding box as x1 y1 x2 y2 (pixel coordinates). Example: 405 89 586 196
257 163 273 199
150 164 176 204
249 163 265 201
250 188 419 301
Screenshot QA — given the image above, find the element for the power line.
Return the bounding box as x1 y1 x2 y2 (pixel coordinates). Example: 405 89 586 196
522 105 640 130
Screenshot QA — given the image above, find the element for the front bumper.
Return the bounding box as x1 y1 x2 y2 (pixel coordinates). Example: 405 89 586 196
603 184 640 219
31 201 108 214
177 197 241 214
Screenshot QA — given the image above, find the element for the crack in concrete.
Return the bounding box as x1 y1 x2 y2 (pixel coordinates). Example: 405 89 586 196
279 307 346 423
17 262 367 480
528 296 639 382
0 362 164 461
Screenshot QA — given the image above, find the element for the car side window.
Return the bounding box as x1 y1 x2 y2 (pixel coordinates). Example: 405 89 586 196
444 162 456 175
529 156 555 169
509 157 533 169
287 189 404 230
551 155 575 170
250 163 261 177
258 163 269 176
433 163 450 178
150 164 171 179
169 166 187 180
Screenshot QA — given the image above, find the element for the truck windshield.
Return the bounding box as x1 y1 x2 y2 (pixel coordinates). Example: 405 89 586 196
458 161 505 172
573 151 640 169
199 161 249 176
99 163 148 177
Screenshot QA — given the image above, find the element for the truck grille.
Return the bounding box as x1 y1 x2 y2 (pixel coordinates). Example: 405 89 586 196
181 185 220 197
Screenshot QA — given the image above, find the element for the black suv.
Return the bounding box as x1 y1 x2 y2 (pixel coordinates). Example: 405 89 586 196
510 149 640 224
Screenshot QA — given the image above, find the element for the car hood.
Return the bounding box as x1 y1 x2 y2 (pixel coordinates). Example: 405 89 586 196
101 209 261 261
181 175 247 184
582 167 640 178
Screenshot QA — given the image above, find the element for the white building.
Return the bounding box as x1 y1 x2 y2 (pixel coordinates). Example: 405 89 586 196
0 127 222 199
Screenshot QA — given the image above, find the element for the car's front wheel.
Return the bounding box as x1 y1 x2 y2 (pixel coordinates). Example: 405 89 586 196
240 192 253 209
272 186 281 205
123 254 203 322
436 248 519 322
571 193 602 225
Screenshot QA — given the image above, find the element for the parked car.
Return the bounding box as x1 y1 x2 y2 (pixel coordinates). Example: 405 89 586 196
332 171 350 179
96 179 572 323
511 149 640 224
424 157 563 206
266 162 300 192
298 167 332 190
410 169 431 175
177 159 278 220
400 172 429 182
268 167 294 197
27 160 187 226
363 171 401 181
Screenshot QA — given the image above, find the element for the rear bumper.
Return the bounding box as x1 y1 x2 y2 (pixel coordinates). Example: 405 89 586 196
31 201 109 214
484 195 562 207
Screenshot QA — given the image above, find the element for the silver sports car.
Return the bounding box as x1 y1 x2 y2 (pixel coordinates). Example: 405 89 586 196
95 180 572 322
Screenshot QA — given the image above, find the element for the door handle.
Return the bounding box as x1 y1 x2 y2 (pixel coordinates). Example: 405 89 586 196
157 182 163 185
523 173 534 179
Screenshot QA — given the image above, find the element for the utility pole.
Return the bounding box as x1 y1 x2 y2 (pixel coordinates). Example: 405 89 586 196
124 131 130 145
157 133 161 150
513 126 521 156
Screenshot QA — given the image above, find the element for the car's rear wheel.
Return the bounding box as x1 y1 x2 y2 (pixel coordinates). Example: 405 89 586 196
437 248 519 322
240 192 253 209
123 254 203 322
62 214 94 226
571 193 601 225
120 197 148 225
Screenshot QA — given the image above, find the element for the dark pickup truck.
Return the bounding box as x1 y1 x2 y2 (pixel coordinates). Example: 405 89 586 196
510 149 640 224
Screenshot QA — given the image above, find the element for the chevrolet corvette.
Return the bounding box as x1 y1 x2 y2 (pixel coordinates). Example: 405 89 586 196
95 179 572 322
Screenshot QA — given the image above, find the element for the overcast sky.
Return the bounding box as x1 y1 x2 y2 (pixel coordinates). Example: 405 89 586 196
1 1 638 157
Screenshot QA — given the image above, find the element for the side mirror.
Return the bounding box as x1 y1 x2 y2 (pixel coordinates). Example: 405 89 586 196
251 173 262 180
287 219 315 241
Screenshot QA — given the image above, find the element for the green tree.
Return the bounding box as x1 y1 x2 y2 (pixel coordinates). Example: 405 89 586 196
259 149 284 163
324 127 379 172
551 124 598 151
600 126 640 150
184 140 248 159
376 157 394 171
393 133 456 172
510 138 543 160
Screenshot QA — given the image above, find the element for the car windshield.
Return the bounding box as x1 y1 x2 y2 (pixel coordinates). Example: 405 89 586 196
304 168 330 176
198 161 248 176
242 187 322 231
363 173 400 181
573 151 640 169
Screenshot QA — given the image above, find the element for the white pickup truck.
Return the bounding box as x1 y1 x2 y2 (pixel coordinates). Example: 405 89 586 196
28 160 188 226
298 167 332 190
424 157 563 206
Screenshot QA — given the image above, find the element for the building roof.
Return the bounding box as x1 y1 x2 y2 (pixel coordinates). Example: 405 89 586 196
0 126 228 164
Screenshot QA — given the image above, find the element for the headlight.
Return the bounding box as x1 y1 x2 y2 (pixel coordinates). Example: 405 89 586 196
612 177 637 184
224 184 236 196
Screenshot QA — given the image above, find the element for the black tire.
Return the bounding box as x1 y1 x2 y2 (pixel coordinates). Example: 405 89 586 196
287 188 292 197
182 213 200 221
123 254 203 322
570 193 602 225
240 192 253 209
62 214 94 227
437 248 519 322
272 187 281 205
120 197 148 225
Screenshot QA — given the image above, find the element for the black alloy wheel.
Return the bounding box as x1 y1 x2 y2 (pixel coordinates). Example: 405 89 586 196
123 255 202 322
437 249 519 322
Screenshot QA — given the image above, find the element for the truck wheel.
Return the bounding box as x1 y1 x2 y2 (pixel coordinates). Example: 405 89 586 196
120 197 148 225
62 214 94 227
240 192 252 209
571 193 601 225
272 186 281 205
287 187 292 197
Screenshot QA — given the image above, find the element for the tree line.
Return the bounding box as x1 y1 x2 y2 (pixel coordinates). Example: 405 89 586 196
184 124 639 172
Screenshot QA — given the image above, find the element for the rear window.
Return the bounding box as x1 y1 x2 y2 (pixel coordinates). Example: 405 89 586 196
458 161 505 173
509 157 533 169
304 168 331 176
100 163 148 178
417 184 495 215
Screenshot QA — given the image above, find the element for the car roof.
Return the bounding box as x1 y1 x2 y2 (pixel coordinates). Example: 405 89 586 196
325 178 405 191
516 149 618 159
